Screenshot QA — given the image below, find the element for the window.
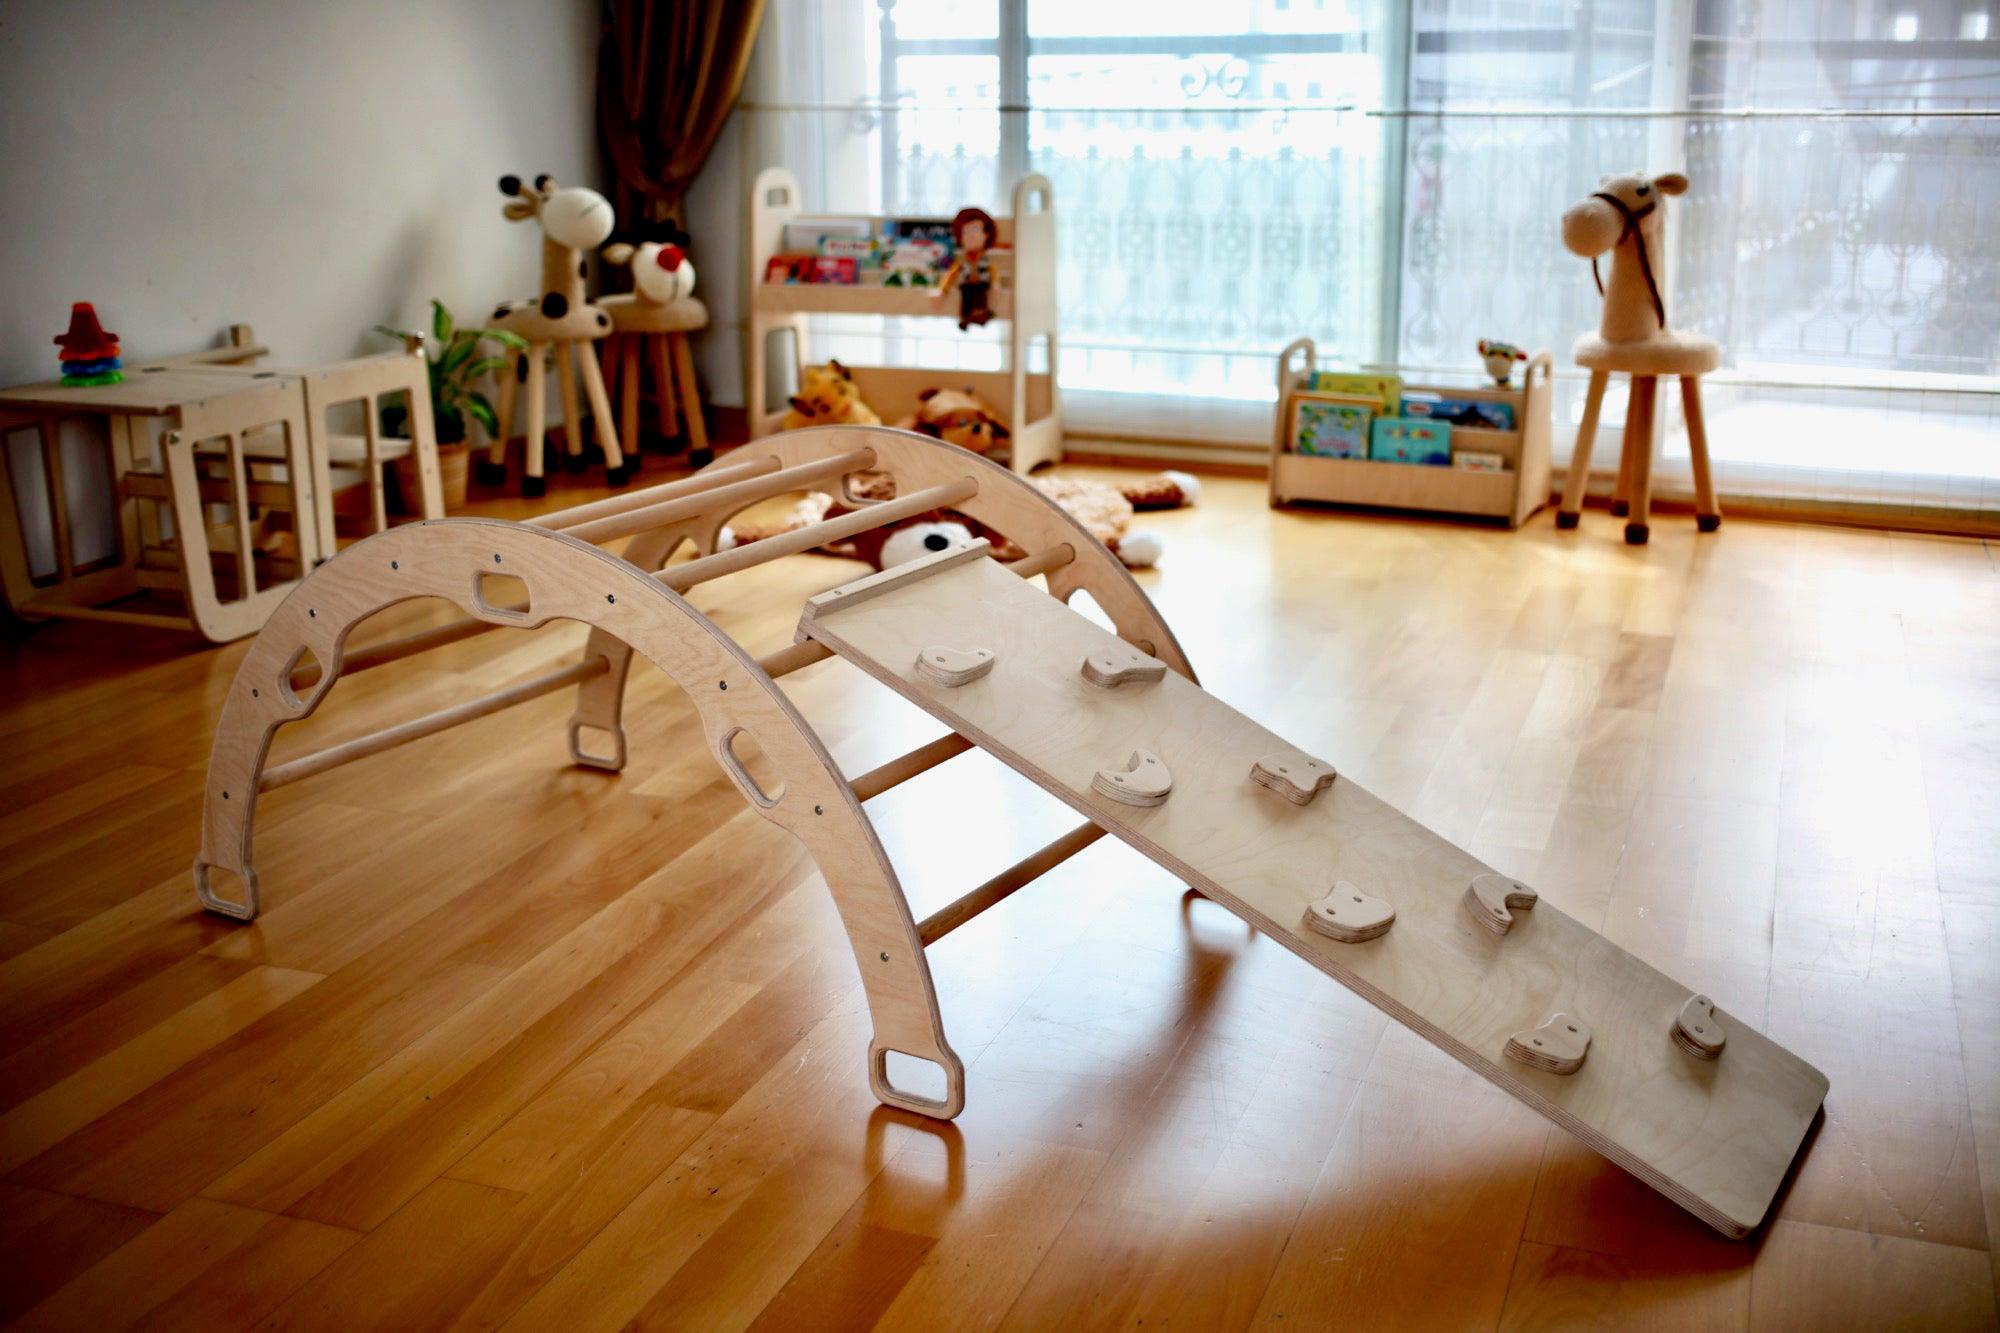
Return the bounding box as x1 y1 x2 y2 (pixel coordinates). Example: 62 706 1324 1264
745 0 2000 516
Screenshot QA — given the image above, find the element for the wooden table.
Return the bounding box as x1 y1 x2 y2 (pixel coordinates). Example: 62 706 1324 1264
0 364 322 642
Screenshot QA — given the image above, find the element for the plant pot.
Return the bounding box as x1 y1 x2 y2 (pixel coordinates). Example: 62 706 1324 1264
394 443 471 514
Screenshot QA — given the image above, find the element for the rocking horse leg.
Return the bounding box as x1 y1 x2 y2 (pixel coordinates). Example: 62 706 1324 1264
521 342 549 498
619 337 642 465
481 345 522 487
1612 395 1635 519
1682 375 1721 532
1557 370 1608 529
1623 375 1658 545
555 342 588 473
655 334 679 447
577 342 628 485
671 334 711 468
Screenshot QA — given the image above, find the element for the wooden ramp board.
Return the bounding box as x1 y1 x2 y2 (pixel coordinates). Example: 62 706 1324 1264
798 544 1828 1238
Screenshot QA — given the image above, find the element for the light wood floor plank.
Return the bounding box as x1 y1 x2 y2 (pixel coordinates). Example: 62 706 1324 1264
0 470 1991 1326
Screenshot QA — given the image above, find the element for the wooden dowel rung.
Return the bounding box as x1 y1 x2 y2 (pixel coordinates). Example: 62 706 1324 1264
558 448 878 546
917 823 1108 946
1006 544 1074 580
850 733 974 802
530 455 780 531
758 640 833 678
262 658 607 791
659 476 980 592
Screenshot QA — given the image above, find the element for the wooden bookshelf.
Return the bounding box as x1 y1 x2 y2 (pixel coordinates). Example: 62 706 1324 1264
745 168 1062 475
1269 338 1554 528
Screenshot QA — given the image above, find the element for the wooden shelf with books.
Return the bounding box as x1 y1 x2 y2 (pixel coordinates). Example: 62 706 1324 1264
745 168 1061 475
1268 338 1554 528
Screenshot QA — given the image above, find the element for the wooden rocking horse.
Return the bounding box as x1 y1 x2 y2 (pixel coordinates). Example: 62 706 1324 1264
478 175 630 497
191 426 1826 1238
1555 171 1721 544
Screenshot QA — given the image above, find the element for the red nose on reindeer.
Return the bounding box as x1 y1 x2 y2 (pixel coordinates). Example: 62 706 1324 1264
656 245 686 272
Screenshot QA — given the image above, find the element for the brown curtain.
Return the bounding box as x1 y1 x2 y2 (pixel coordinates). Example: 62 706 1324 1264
598 0 767 227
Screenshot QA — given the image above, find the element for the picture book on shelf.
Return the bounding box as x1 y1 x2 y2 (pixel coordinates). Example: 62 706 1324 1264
1288 393 1373 458
1401 392 1515 431
1369 416 1452 465
781 218 871 252
1306 371 1401 414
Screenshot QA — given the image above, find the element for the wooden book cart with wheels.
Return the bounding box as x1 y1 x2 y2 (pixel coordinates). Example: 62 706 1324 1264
191 428 1826 1238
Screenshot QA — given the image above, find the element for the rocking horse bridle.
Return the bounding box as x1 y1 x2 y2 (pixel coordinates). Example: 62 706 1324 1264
1588 190 1666 329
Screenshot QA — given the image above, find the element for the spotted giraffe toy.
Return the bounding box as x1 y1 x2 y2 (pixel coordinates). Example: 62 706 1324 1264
479 174 630 496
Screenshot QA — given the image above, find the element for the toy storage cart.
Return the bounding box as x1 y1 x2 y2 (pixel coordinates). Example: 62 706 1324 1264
744 167 1062 474
1270 337 1554 528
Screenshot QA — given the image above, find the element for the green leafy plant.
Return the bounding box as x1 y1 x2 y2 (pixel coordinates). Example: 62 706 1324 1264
374 300 528 445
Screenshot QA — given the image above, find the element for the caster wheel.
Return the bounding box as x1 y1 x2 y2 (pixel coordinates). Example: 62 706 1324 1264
1610 500 1629 517
563 452 588 474
521 474 547 499
688 448 714 469
1623 522 1649 546
1554 511 1580 530
474 461 508 487
604 463 635 488
1697 514 1721 533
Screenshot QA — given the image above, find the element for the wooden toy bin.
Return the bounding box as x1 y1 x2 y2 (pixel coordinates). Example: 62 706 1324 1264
745 167 1062 474
1270 337 1554 528
191 426 1826 1238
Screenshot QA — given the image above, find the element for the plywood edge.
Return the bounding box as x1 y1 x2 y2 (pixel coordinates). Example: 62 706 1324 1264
796 539 993 640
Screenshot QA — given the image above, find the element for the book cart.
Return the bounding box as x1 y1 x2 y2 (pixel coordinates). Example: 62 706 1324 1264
745 167 1063 474
1270 337 1554 528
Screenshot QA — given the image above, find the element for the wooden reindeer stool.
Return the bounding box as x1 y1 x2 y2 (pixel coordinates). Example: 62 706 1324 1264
597 237 712 469
1555 171 1722 544
479 174 629 497
193 427 1825 1238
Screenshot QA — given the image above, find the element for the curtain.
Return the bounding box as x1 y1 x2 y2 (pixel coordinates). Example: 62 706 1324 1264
599 0 768 225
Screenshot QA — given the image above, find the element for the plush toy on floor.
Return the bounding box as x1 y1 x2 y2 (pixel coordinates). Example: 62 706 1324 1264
896 385 1010 454
719 468 1199 570
781 360 882 429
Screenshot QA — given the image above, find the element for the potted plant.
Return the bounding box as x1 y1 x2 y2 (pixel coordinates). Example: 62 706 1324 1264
374 300 527 511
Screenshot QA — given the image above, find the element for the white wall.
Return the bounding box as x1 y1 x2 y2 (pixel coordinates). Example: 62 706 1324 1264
0 0 605 382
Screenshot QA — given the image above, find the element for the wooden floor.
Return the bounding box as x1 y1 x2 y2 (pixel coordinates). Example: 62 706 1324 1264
1 467 1997 1330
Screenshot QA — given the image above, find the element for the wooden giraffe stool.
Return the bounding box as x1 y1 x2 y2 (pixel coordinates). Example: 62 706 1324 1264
479 174 629 497
597 237 712 469
1554 170 1721 545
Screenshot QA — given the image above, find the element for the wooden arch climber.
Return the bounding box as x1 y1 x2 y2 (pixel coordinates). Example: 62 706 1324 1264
193 427 1826 1237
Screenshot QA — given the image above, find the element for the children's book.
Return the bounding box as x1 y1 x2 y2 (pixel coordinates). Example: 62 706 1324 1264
782 218 871 252
1369 416 1452 465
1401 392 1515 431
1289 393 1374 458
1306 371 1401 414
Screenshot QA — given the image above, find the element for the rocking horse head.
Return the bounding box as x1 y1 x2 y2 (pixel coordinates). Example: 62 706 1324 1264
1562 170 1687 344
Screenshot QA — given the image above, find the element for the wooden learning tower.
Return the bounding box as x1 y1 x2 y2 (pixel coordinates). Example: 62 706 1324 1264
193 427 1825 1238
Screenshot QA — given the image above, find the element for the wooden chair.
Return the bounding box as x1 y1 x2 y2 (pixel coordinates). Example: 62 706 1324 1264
1554 170 1721 544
